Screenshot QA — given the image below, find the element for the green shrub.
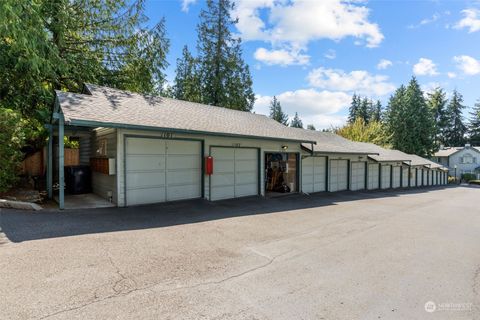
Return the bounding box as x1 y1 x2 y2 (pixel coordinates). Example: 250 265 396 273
461 173 476 182
0 108 26 192
469 180 480 185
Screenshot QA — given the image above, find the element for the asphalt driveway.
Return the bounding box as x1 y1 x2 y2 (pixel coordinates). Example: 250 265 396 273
1 186 479 319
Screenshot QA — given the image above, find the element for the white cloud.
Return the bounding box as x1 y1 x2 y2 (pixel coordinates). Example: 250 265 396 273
255 89 351 116
301 114 348 130
306 67 395 96
254 47 309 66
181 0 197 12
254 89 351 129
453 55 480 75
454 9 480 33
377 59 393 70
408 12 441 29
234 0 383 65
413 58 439 76
324 49 336 60
447 72 457 78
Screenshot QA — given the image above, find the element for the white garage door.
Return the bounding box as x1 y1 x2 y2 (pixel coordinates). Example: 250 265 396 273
210 147 258 201
402 167 409 187
381 165 391 189
367 163 380 190
430 171 434 185
423 169 428 186
125 137 201 206
410 168 417 187
350 162 366 191
433 171 437 185
302 156 326 193
392 166 401 188
417 169 423 186
329 159 348 192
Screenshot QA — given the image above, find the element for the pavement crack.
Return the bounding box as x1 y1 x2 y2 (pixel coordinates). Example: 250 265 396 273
38 250 284 319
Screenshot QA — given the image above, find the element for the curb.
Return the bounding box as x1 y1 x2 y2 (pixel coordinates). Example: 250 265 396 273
0 199 43 211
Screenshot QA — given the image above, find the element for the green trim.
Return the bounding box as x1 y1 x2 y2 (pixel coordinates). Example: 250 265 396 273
47 126 53 199
67 119 316 144
58 112 65 210
122 134 205 206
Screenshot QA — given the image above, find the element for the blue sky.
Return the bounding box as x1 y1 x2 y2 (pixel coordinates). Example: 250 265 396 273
145 0 480 129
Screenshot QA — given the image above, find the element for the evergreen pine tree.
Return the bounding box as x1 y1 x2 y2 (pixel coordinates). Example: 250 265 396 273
385 78 436 157
384 85 407 151
348 94 361 123
307 124 316 130
370 100 382 122
427 87 448 146
196 0 255 111
173 45 202 102
404 77 436 156
269 96 289 125
468 100 480 146
359 97 371 124
444 90 467 146
290 113 303 128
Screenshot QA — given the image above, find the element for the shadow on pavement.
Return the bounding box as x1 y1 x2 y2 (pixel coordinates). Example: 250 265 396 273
0 186 454 243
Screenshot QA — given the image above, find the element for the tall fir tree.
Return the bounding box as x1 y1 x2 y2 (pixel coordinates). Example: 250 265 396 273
384 85 407 151
370 100 382 122
427 87 448 146
359 97 371 124
468 100 480 146
444 89 467 146
196 0 255 111
385 78 436 157
290 112 303 128
269 96 289 125
172 45 202 102
348 94 361 123
0 0 169 141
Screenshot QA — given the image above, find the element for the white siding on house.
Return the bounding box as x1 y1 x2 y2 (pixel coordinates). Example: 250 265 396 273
447 148 480 178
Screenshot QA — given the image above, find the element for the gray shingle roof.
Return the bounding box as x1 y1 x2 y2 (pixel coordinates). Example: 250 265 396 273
434 146 480 157
355 142 414 162
293 129 379 155
56 84 316 143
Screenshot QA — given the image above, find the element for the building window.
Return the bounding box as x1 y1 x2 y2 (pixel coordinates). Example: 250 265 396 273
462 153 475 164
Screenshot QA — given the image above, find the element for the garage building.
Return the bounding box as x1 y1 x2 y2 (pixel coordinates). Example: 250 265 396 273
48 84 448 209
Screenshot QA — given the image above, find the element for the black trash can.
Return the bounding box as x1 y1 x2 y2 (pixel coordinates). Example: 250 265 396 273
64 165 92 194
